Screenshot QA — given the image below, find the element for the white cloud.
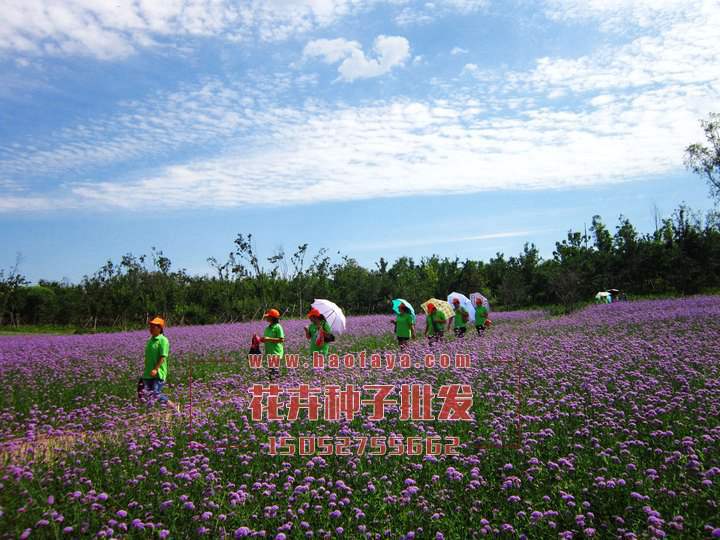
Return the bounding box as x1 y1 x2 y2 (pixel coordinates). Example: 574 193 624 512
1 0 718 213
513 1 720 94
0 0 492 60
395 0 487 26
451 46 468 55
0 72 316 179
3 80 712 212
348 230 535 251
543 0 705 31
395 8 434 26
0 0 377 59
303 38 361 64
303 35 410 82
0 178 21 191
590 94 615 107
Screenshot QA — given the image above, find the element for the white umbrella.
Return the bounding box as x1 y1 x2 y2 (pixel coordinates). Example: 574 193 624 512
470 292 490 312
595 291 611 304
447 292 476 322
311 299 347 334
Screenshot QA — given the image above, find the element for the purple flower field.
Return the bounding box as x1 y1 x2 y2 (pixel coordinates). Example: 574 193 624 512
1 297 719 538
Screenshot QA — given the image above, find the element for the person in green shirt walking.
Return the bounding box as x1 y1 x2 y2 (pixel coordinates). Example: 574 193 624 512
260 308 284 380
394 303 415 349
305 308 332 356
424 303 447 344
451 298 469 338
475 298 489 335
140 317 177 410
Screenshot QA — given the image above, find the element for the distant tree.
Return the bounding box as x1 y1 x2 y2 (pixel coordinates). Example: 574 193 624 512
0 254 29 326
590 215 613 253
18 285 57 324
550 266 583 311
5 206 720 327
685 112 720 201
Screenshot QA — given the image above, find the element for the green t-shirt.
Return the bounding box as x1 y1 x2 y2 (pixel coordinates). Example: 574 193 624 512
426 311 446 336
453 306 468 328
263 323 284 358
475 305 488 326
308 320 332 354
144 334 170 380
395 312 414 338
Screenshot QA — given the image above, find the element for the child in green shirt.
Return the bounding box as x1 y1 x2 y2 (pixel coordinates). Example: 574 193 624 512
475 299 489 335
260 308 284 380
140 317 177 411
425 303 447 344
394 303 415 348
451 298 469 338
305 308 332 356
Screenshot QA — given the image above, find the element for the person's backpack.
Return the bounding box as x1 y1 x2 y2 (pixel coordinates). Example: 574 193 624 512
324 332 336 343
249 334 261 354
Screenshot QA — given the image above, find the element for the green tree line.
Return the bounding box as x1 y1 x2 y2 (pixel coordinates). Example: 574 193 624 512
2 205 719 329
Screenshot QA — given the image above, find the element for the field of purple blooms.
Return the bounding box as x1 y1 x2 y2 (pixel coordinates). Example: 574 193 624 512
1 297 719 539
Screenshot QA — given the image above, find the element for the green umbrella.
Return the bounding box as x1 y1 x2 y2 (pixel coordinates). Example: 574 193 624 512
392 298 416 323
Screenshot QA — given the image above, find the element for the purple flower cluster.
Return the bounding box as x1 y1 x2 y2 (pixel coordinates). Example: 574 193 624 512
1 296 719 538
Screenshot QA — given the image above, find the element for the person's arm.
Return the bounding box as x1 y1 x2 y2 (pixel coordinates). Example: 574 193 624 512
150 356 166 378
410 323 415 339
304 326 311 339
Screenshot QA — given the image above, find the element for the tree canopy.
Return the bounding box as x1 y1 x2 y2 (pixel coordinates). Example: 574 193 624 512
685 112 720 201
2 204 719 329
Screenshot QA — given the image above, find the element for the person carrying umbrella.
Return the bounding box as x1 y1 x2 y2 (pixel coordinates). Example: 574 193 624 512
305 308 332 357
394 302 415 348
259 308 284 380
474 297 489 335
451 297 469 338
424 303 447 344
140 317 177 410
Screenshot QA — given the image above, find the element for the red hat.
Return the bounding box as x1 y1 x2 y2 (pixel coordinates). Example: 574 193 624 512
307 308 321 319
264 308 280 319
426 303 436 312
452 298 460 305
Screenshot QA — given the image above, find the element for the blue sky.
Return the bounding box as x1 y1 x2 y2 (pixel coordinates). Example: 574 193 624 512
0 0 718 282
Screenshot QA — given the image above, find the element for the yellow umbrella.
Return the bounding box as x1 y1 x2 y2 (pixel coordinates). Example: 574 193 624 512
421 298 454 320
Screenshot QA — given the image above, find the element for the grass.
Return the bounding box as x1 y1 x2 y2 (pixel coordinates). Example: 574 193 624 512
0 324 129 335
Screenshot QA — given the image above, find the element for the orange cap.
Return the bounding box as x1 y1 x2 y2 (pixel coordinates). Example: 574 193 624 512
149 317 165 328
307 308 321 319
264 308 280 319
